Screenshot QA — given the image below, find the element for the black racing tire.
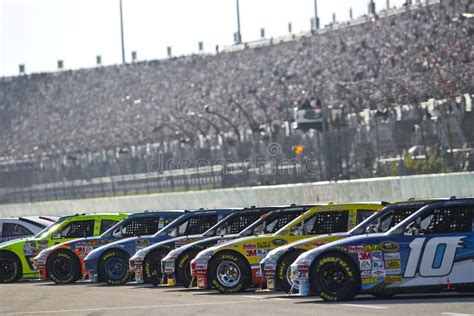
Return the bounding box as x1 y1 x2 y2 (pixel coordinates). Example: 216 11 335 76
208 251 251 294
277 250 304 293
0 252 22 283
312 252 360 302
46 250 81 284
100 249 130 285
176 251 199 288
143 250 168 286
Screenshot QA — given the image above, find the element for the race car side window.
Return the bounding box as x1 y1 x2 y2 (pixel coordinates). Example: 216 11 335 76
55 220 95 239
182 215 219 235
217 213 262 235
2 223 33 237
290 211 349 236
118 217 164 238
404 207 473 235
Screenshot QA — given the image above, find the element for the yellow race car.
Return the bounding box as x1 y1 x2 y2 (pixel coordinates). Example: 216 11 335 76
190 202 385 293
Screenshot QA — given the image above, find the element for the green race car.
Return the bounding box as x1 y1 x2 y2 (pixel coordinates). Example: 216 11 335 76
0 213 128 283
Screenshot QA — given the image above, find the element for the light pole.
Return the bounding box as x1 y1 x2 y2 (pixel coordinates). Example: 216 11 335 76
236 0 242 44
119 0 126 64
314 0 319 30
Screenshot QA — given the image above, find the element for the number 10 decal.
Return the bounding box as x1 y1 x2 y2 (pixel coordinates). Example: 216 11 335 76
404 237 464 278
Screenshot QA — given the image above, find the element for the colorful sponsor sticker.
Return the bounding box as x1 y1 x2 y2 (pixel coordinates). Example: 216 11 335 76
257 242 272 248
384 275 403 283
359 260 372 270
243 243 256 250
364 244 379 252
379 241 400 252
371 269 386 277
386 268 401 275
348 246 364 253
245 249 257 257
360 269 373 277
384 252 400 260
385 260 401 269
371 251 383 261
358 252 372 261
362 277 377 284
256 249 271 257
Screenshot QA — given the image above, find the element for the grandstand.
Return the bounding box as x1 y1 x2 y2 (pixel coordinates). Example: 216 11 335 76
0 0 473 203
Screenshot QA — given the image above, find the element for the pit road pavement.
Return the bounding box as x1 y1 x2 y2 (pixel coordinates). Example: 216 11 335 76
0 281 473 316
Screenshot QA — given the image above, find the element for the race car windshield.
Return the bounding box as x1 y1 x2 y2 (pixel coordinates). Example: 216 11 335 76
350 206 421 235
33 218 66 239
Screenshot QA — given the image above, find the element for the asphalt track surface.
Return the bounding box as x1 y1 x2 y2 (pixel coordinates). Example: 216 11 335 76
0 281 473 316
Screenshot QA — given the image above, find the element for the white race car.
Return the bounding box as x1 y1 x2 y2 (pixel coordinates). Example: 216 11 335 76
0 216 58 243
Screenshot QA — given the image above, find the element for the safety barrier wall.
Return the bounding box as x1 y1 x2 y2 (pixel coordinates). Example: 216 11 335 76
0 172 472 217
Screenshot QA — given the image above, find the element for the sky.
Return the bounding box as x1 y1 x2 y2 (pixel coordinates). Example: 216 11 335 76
0 0 407 77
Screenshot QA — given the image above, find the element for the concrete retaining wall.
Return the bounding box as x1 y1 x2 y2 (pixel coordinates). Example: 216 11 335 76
0 172 473 217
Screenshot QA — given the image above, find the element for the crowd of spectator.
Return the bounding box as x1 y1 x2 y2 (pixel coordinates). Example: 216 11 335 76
0 0 472 160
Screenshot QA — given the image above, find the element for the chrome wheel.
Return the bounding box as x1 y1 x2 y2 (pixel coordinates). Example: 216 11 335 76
216 261 241 288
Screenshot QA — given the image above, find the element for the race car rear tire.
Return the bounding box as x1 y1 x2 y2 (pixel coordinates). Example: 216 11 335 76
176 250 199 288
277 250 304 293
0 252 22 283
46 250 81 284
312 252 360 302
208 251 251 294
143 250 168 286
101 250 130 285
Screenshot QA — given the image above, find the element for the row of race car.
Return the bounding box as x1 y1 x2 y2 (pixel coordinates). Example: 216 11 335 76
0 198 473 301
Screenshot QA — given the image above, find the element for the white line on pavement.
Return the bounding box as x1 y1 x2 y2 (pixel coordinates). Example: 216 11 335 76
5 300 262 315
341 304 388 310
442 313 474 316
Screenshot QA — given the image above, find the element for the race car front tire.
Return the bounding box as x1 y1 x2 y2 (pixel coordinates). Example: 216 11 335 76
46 250 81 284
143 250 168 286
176 250 199 288
312 252 360 302
100 249 130 285
277 250 304 293
0 252 22 283
208 251 251 294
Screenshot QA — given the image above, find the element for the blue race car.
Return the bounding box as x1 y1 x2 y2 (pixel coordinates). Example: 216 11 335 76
160 205 306 288
260 200 442 293
33 210 183 284
129 206 279 286
290 198 474 301
84 209 235 285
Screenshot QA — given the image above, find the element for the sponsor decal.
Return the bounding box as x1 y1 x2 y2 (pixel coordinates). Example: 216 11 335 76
359 260 372 270
385 268 401 275
379 241 399 252
371 251 383 261
385 260 401 269
243 243 256 250
384 275 403 283
364 244 379 252
371 269 386 277
175 239 188 247
360 269 373 277
358 252 372 261
348 246 364 253
256 249 271 257
384 252 400 260
361 277 377 284
245 249 257 257
257 242 272 249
